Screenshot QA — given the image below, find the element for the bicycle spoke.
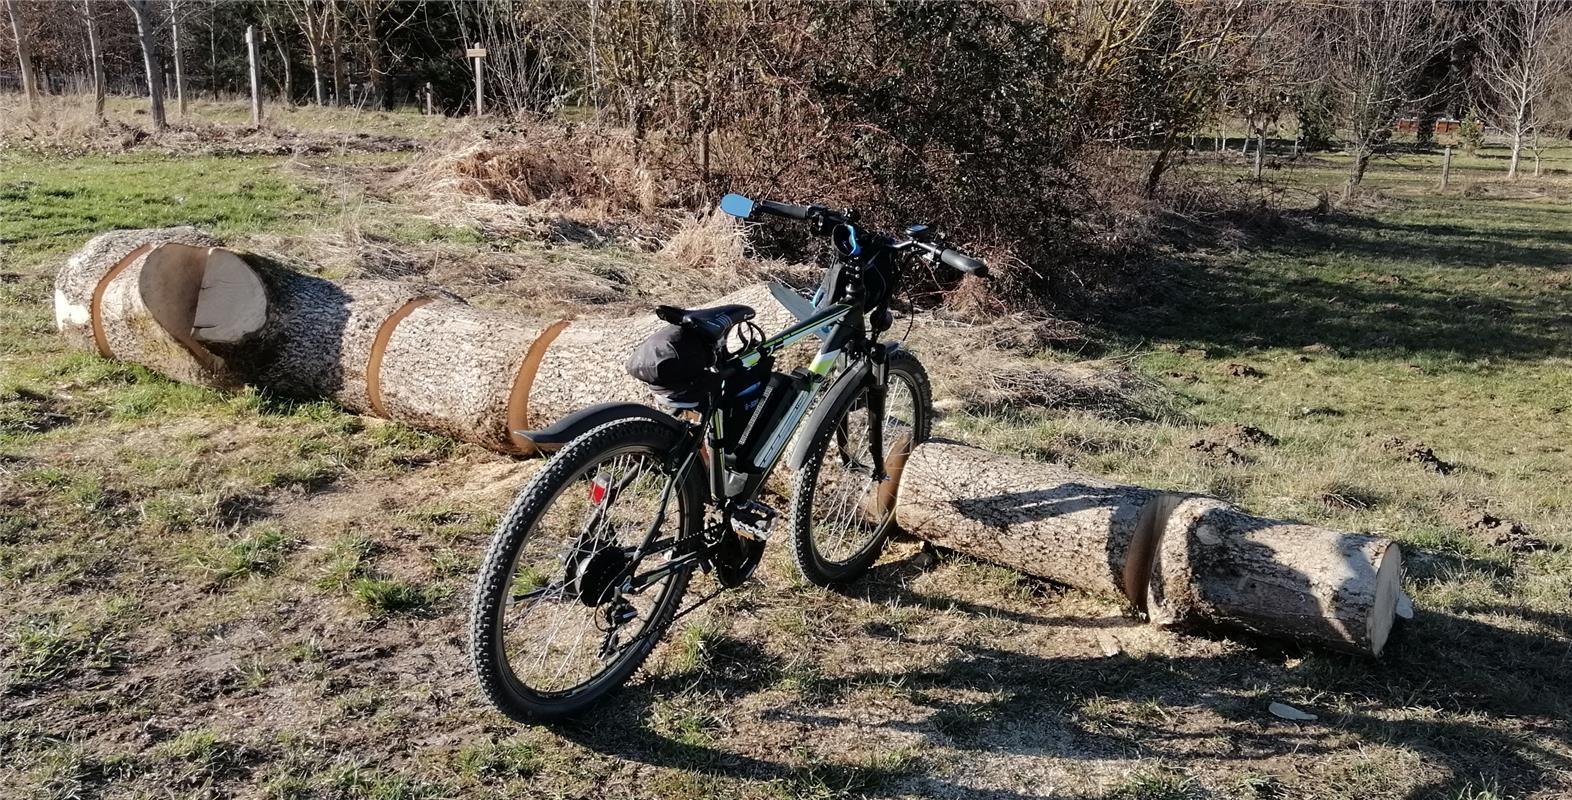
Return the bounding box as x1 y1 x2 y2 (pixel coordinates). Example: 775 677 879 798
496 444 684 695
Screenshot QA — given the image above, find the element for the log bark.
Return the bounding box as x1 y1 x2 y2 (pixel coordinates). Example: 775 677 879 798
215 262 450 412
1145 496 1402 657
894 440 1166 604
375 302 561 452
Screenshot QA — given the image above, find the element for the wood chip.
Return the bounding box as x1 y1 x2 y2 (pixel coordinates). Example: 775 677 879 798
1395 592 1414 620
1268 702 1318 722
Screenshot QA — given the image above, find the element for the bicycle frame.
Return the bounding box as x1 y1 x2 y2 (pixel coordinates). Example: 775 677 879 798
620 294 878 595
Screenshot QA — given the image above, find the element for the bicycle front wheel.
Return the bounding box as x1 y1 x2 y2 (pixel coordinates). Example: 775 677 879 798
789 348 932 587
469 418 703 722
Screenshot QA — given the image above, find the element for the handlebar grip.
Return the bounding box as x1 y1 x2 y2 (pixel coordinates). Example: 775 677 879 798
941 248 988 277
756 199 811 220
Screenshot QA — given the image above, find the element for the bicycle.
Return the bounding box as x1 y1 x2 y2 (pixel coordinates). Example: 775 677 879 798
468 193 988 721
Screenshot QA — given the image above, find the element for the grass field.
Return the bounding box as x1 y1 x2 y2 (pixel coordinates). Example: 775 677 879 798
2 100 1570 799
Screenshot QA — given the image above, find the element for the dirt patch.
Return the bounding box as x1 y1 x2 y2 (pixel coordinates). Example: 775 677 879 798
1188 438 1248 464
1381 436 1457 475
1449 506 1548 554
1210 423 1277 448
1223 362 1265 378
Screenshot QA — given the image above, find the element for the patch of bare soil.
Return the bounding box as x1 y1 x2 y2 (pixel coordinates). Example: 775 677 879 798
1447 504 1549 554
1188 437 1248 464
1223 362 1265 378
1381 435 1457 475
1210 422 1278 448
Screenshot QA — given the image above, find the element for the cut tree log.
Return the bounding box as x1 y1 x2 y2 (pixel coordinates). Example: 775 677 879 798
54 227 221 355
94 243 260 388
374 302 564 452
1145 496 1402 657
894 439 1167 604
894 440 1403 656
55 231 806 455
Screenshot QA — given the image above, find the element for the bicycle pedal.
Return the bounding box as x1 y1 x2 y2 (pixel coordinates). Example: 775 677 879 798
730 500 778 541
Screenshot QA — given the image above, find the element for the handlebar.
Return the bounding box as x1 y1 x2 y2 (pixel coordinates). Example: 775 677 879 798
722 192 988 278
755 199 812 220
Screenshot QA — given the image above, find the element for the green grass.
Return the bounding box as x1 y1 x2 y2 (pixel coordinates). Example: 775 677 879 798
0 152 331 264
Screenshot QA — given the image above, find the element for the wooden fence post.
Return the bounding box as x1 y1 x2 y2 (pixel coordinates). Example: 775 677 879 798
245 25 263 126
467 44 488 117
1440 145 1452 191
424 82 434 115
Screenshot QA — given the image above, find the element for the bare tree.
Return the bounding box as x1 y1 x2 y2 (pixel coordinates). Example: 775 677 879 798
286 0 333 105
3 0 40 118
1476 0 1572 179
168 0 187 116
125 0 168 130
1322 1 1452 195
82 0 106 119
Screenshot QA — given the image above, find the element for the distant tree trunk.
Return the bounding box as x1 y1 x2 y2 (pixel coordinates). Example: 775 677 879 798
1345 148 1372 197
1144 128 1179 198
1252 127 1265 180
125 0 168 131
83 0 106 120
1508 128 1523 178
208 2 218 99
362 5 387 110
307 39 325 104
168 0 187 117
269 19 293 104
331 5 348 106
3 0 40 119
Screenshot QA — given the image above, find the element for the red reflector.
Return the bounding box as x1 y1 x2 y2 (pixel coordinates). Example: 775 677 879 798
589 477 609 504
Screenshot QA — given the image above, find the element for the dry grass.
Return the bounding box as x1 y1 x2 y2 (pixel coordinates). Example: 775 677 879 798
660 209 751 275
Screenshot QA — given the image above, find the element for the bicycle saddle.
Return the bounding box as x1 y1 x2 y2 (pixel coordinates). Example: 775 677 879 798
654 304 756 339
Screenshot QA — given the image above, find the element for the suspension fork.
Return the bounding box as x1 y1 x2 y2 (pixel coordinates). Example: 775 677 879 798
866 346 889 481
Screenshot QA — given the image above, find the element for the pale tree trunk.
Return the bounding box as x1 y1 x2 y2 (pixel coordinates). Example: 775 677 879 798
83 0 106 119
895 440 1168 604
1508 128 1523 179
308 40 326 104
1253 127 1265 180
125 0 168 130
331 4 348 106
1146 496 1402 657
4 0 40 119
168 0 187 117
54 231 801 456
894 441 1405 656
269 19 293 104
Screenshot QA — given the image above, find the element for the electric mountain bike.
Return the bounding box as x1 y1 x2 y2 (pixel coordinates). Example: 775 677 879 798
468 193 987 721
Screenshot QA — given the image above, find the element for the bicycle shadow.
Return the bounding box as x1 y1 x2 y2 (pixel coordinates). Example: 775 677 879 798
553 544 1572 799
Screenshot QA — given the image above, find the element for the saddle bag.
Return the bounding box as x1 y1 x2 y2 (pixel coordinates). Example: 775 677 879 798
626 324 716 403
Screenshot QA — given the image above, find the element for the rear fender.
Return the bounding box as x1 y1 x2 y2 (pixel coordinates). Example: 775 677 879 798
513 402 687 455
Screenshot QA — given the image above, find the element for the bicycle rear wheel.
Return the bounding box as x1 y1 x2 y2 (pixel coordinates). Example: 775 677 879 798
469 418 703 722
789 349 932 586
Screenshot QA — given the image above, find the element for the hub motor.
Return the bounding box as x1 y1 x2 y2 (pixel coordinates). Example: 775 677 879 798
570 545 631 606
